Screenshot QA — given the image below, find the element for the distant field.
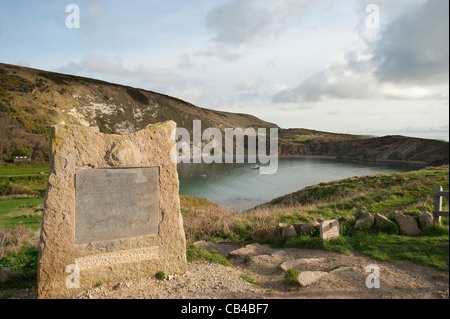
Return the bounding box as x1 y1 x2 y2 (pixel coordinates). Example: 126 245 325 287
0 197 43 231
279 128 373 142
0 164 49 178
0 164 49 197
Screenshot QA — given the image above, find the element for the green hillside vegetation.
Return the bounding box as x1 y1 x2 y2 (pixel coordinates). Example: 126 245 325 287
182 166 449 270
279 128 373 142
0 63 277 163
0 165 448 290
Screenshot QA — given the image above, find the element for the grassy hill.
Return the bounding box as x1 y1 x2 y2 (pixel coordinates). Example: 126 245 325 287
0 165 448 292
182 166 449 270
1 63 448 165
279 129 449 165
0 63 277 162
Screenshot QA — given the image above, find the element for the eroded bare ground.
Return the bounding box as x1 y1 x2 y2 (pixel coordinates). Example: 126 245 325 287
4 243 449 299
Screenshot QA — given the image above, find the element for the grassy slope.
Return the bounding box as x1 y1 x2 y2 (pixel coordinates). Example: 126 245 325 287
278 130 449 165
0 63 278 163
1 63 448 166
0 166 448 291
183 166 449 270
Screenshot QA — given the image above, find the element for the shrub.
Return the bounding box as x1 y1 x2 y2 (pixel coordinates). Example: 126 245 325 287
284 268 300 290
155 271 166 281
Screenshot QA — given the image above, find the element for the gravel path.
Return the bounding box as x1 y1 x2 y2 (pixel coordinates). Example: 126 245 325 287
73 243 448 300
3 243 448 299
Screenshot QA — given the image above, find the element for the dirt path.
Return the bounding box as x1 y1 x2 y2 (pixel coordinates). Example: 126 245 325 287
74 242 448 300
4 243 448 299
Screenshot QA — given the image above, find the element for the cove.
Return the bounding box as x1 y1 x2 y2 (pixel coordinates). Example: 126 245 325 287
177 158 423 211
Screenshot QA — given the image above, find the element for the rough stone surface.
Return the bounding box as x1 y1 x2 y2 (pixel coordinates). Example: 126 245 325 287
293 224 305 234
374 214 395 228
300 221 320 234
338 216 349 223
395 214 421 236
280 259 326 272
282 225 297 238
0 267 14 284
37 122 187 299
355 212 374 229
354 207 368 220
297 271 329 287
227 244 272 259
320 220 340 241
329 266 354 274
275 223 288 236
418 211 434 229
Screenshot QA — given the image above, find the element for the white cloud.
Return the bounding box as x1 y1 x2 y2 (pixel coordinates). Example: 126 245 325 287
58 55 191 93
234 80 259 91
205 0 273 47
371 0 449 85
273 0 449 104
200 0 334 62
177 53 194 69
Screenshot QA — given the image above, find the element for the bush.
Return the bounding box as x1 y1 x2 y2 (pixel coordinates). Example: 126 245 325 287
186 245 231 267
155 271 166 281
284 268 300 290
0 248 38 288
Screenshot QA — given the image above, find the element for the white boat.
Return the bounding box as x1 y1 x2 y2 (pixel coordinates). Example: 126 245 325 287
251 164 260 170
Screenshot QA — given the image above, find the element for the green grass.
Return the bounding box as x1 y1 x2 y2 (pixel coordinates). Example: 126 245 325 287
270 223 449 271
282 135 320 143
284 268 300 290
0 164 48 197
0 247 39 290
0 197 44 231
240 275 261 289
0 164 49 178
206 166 449 271
155 271 166 281
186 245 231 267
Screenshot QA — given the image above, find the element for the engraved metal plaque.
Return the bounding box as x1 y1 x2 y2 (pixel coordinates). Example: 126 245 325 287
75 168 160 244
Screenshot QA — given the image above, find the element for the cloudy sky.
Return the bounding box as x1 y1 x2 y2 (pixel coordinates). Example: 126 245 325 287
0 0 448 140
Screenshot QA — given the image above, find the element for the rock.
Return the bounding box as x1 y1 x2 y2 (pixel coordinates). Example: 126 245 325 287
275 223 289 236
355 211 374 229
354 207 369 220
320 219 340 241
329 266 354 274
395 214 421 236
0 267 14 284
275 223 297 238
297 271 329 287
193 241 207 247
227 244 272 259
251 230 274 241
282 225 297 238
387 211 402 220
280 258 326 272
338 216 349 223
374 213 395 227
300 221 320 234
293 224 305 234
418 211 434 229
37 122 187 299
271 250 288 257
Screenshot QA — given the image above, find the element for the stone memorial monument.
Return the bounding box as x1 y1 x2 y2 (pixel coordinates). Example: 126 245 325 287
320 220 340 241
37 121 187 299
